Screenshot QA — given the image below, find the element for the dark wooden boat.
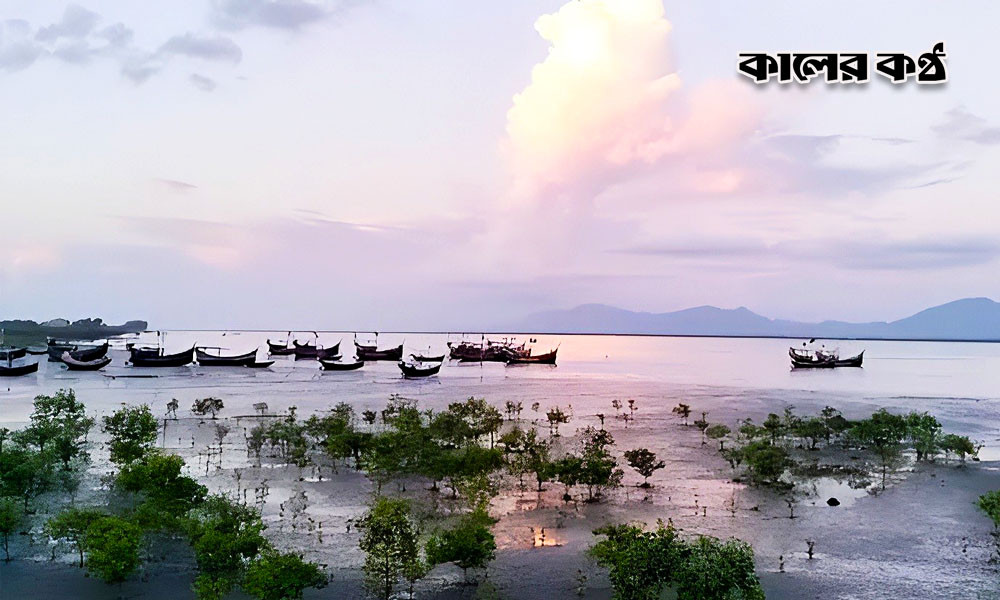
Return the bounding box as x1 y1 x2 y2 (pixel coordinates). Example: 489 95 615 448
356 342 403 361
196 348 258 367
832 351 864 367
448 341 483 361
68 342 109 362
61 352 112 371
47 340 78 361
320 358 364 371
506 348 558 365
292 340 341 360
249 360 275 369
0 347 27 360
267 339 294 356
0 358 40 377
129 346 195 367
790 357 836 369
410 352 445 362
25 347 48 355
398 361 441 378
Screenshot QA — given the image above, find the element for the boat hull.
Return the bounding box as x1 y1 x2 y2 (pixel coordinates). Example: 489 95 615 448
398 361 441 378
320 359 364 371
129 347 195 367
196 348 258 367
62 352 112 371
0 360 40 377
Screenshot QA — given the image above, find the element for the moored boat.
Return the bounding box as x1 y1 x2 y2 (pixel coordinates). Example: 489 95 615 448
267 339 294 356
356 342 403 361
129 346 195 367
0 357 40 377
61 352 112 371
398 360 441 378
68 342 109 362
320 358 365 371
47 339 78 361
0 347 27 360
196 347 259 367
506 348 558 365
410 352 445 362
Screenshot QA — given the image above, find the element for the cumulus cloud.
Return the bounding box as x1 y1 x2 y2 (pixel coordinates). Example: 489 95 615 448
504 0 759 201
0 20 44 71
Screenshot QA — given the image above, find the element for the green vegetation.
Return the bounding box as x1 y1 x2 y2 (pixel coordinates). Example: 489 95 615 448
590 522 764 600
243 551 328 600
623 448 665 487
359 497 421 600
45 507 105 567
0 496 24 561
426 509 497 583
84 516 143 583
102 404 159 465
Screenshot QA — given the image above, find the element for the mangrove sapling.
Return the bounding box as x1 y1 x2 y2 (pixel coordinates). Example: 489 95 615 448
102 404 159 466
83 516 143 584
359 497 420 600
20 389 94 470
546 407 570 437
763 413 785 444
187 495 271 598
672 402 692 426
905 412 942 462
706 424 732 451
624 448 665 488
848 409 908 490
611 399 622 418
426 508 497 584
589 522 680 600
978 490 1000 561
941 434 980 464
741 440 792 487
0 442 55 512
693 414 709 445
243 551 328 600
577 427 624 501
45 507 105 567
402 556 429 599
362 410 378 427
192 397 225 420
0 496 23 561
793 417 828 450
671 536 765 600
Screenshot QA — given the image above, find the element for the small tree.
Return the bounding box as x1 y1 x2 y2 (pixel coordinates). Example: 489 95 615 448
941 434 979 463
359 497 420 600
45 507 105 567
84 516 143 583
693 414 709 445
978 490 1000 532
672 403 691 426
546 407 570 437
905 412 941 462
705 424 732 451
741 441 791 486
848 409 908 490
623 448 665 488
102 405 159 466
426 509 496 583
0 497 23 561
20 389 94 470
672 536 765 600
243 551 327 600
192 397 225 419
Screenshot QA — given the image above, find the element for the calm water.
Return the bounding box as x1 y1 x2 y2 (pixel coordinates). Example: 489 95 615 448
3 331 999 454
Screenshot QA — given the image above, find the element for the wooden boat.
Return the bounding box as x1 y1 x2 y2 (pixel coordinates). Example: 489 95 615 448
61 352 112 371
320 358 364 371
832 351 864 368
267 339 294 355
398 361 441 378
356 342 403 361
292 340 340 360
0 347 26 360
129 346 195 367
196 348 258 367
68 342 109 362
0 357 40 377
410 352 445 362
506 348 558 365
25 347 48 355
249 360 275 369
448 341 483 361
47 339 77 361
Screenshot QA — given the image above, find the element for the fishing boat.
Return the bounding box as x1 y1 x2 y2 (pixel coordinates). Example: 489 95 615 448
249 360 275 369
195 347 259 367
292 339 340 360
0 347 27 360
320 358 365 371
410 352 445 362
506 348 558 365
68 342 109 362
47 339 78 361
831 351 864 367
128 346 195 367
0 358 40 376
356 342 403 361
398 360 441 378
267 338 294 356
61 352 112 371
447 340 483 361
789 345 863 368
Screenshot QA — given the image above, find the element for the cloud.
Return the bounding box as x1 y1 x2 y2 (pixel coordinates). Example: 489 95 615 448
159 33 242 63
35 4 100 42
504 0 760 202
933 107 1000 145
0 20 45 71
189 73 217 92
210 0 347 31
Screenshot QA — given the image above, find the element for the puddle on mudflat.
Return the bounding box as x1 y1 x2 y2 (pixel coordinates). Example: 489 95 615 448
798 476 871 508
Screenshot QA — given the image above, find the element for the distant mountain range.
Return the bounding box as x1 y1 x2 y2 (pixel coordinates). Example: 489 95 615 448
515 297 1000 341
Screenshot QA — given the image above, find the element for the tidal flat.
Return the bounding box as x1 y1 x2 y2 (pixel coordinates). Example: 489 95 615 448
1 337 999 599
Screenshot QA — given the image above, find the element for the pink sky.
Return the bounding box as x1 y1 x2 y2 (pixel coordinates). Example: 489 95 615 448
1 0 999 329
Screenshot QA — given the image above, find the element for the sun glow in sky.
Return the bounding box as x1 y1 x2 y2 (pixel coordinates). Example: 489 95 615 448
2 0 1000 329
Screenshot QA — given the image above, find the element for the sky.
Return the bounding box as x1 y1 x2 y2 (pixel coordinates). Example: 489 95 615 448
2 0 1000 330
